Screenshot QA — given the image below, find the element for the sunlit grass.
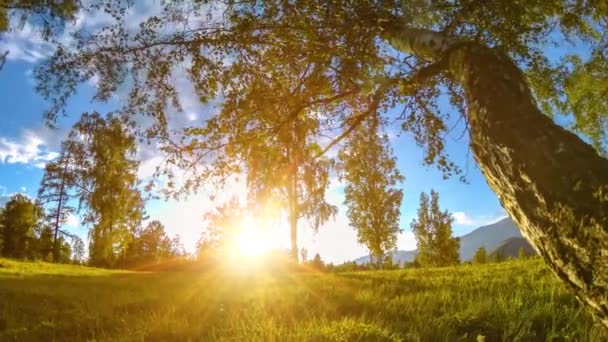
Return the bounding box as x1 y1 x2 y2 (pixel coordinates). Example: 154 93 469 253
0 257 603 341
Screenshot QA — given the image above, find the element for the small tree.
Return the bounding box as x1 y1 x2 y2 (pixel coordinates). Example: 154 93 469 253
473 247 487 264
411 190 460 267
310 253 325 271
300 248 308 264
518 247 528 260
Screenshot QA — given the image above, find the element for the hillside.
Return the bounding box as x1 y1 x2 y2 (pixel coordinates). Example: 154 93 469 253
0 257 600 341
354 217 525 264
491 237 537 259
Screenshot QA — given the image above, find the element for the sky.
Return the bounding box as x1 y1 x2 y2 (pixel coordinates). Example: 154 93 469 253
0 3 510 264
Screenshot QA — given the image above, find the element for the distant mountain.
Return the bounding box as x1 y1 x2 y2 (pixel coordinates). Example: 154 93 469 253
490 237 536 259
458 217 522 261
353 250 417 265
353 217 528 264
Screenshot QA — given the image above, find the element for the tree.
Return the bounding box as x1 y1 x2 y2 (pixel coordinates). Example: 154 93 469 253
0 194 41 259
66 113 145 267
36 225 54 261
71 235 85 263
37 141 80 262
299 247 308 264
197 197 244 259
411 190 459 267
122 220 180 267
339 116 403 269
473 247 487 265
32 0 608 326
518 247 528 260
310 253 325 271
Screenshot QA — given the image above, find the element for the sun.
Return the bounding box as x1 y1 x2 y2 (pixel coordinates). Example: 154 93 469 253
235 226 270 257
232 217 274 259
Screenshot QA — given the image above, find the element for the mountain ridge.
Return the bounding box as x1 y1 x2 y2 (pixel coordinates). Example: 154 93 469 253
353 217 534 264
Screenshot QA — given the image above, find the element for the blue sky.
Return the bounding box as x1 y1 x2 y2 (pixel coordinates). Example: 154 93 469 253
0 6 511 264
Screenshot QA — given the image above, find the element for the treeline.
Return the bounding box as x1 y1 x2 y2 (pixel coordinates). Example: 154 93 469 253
0 194 79 263
0 113 185 269
0 193 184 268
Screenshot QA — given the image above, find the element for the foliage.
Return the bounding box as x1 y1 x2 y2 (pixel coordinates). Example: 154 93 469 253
37 141 80 262
120 220 182 268
65 113 145 268
473 247 488 265
0 0 79 70
32 1 608 189
196 197 244 259
0 257 601 341
0 194 42 259
339 117 403 267
411 190 460 267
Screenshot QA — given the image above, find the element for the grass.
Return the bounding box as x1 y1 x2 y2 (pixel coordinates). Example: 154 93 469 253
0 257 604 341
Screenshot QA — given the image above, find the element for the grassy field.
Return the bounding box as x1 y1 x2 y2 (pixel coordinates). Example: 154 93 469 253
0 257 604 341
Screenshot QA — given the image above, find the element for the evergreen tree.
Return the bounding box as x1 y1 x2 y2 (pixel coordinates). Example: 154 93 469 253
37 141 81 262
339 117 404 269
411 190 459 267
32 0 608 326
473 247 487 265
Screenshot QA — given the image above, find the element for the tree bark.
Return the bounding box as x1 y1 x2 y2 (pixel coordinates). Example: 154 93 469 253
383 25 608 327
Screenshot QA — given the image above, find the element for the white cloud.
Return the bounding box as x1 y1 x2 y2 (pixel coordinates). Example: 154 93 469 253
65 213 80 228
20 186 26 192
452 210 508 227
0 130 60 168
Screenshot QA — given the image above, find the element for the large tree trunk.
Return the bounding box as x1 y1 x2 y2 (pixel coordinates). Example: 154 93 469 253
383 25 608 327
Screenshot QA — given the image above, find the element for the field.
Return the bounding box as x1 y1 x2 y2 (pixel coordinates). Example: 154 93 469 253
0 257 604 341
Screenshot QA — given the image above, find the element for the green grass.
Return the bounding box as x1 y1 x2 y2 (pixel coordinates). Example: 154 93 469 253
0 257 604 341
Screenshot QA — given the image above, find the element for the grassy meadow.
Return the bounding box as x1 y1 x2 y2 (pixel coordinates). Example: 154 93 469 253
0 257 604 341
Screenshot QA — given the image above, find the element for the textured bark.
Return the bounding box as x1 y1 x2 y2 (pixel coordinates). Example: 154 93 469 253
384 26 608 327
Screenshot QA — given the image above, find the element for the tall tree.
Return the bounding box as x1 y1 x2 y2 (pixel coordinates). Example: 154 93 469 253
0 194 42 259
246 135 336 261
411 190 459 267
37 141 80 262
68 113 145 267
33 0 608 326
339 117 403 268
